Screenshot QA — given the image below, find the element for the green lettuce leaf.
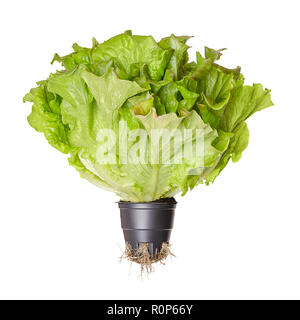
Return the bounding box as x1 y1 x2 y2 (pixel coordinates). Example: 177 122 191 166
159 34 190 80
219 83 273 132
23 83 70 153
205 121 250 183
24 31 273 201
92 31 170 81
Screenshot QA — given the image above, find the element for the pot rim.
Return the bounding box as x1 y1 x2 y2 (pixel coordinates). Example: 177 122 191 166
118 197 177 209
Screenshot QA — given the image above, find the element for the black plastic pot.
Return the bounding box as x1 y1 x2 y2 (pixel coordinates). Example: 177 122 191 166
119 198 177 257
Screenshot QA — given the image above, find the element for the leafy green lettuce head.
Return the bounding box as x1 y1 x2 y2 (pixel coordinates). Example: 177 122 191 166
23 31 273 202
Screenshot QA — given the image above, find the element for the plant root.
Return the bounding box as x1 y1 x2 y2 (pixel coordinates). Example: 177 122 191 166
121 242 175 274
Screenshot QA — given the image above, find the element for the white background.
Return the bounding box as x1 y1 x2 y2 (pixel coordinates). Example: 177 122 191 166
0 0 299 300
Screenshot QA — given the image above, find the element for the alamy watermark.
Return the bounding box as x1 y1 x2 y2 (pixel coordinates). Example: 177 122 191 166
95 121 206 166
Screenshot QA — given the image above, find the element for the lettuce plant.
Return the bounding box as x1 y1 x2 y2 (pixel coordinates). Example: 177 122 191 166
24 31 273 202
